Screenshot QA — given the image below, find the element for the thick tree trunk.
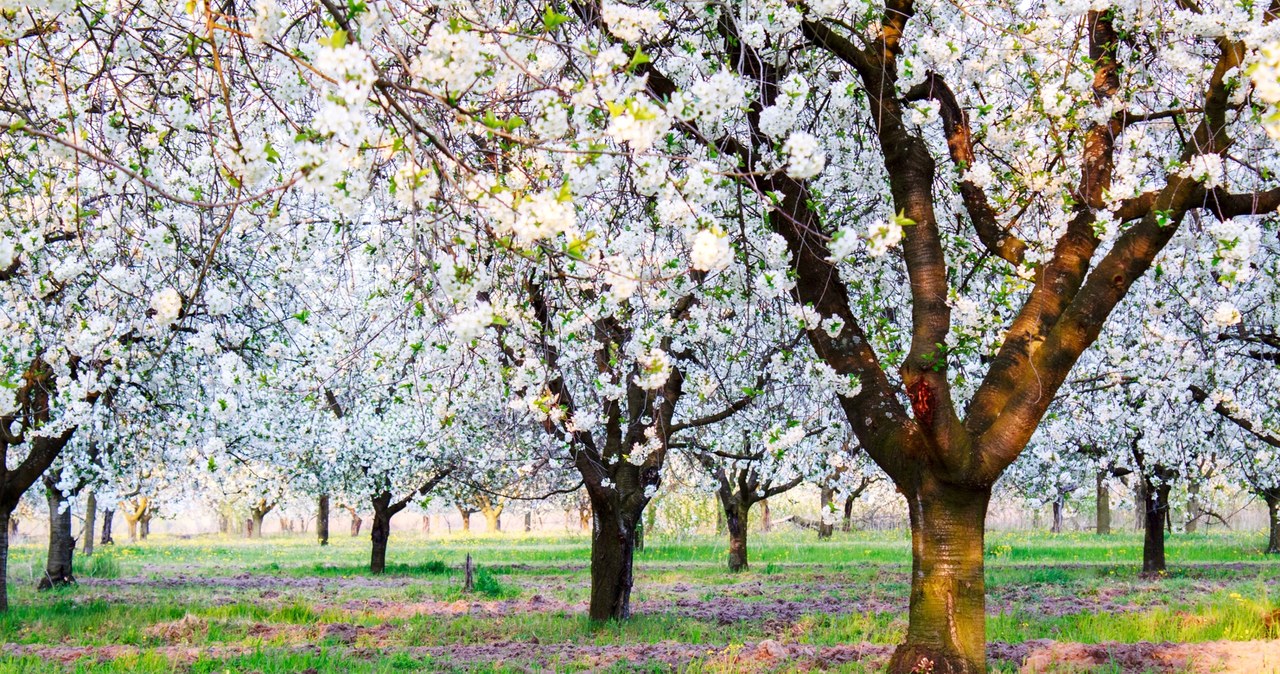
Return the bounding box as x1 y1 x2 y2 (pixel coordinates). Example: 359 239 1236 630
318 494 330 546
1142 480 1170 574
140 513 150 540
370 493 393 575
1050 494 1064 534
524 511 532 532
818 486 835 539
350 511 363 537
1265 494 1280 555
888 480 990 674
483 509 501 533
100 510 114 545
842 494 855 532
250 512 264 539
128 520 139 541
1096 472 1111 535
39 480 76 590
82 493 96 556
723 497 750 572
760 499 772 532
460 509 472 532
587 493 640 621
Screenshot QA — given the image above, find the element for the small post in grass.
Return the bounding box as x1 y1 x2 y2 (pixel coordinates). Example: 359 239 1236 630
463 553 474 593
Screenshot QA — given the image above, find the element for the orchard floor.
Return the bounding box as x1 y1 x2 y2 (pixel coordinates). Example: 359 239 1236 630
2 530 1280 673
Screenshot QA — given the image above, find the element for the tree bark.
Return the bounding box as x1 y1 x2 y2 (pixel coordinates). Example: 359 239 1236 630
0 513 9 612
760 499 772 533
1142 479 1170 574
140 512 151 540
818 486 835 539
370 492 394 574
250 512 264 538
1134 480 1146 531
587 492 640 621
1186 483 1201 534
723 496 750 572
460 508 472 532
888 480 990 674
842 494 856 532
318 494 330 546
1096 472 1111 535
1050 494 1064 534
100 509 114 545
39 478 76 590
82 493 96 556
483 508 501 533
1264 493 1280 555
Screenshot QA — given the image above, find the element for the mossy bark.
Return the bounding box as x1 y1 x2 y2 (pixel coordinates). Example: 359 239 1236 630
317 494 330 546
887 480 990 674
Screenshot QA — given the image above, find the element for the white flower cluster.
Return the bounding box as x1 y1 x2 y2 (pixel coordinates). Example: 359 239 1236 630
412 24 487 91
1180 154 1226 189
1208 301 1242 327
607 98 671 152
314 43 376 106
689 227 732 271
828 226 860 261
450 303 494 341
866 218 904 256
782 131 826 180
633 347 672 390
249 0 283 43
668 70 745 128
392 160 439 210
150 287 182 327
508 190 577 244
764 422 805 453
1208 218 1261 285
601 3 663 42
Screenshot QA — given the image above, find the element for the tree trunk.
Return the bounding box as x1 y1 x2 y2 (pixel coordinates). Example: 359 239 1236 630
723 496 750 572
128 520 138 541
1050 494 1064 534
140 513 150 540
483 509 501 533
460 509 472 532
524 511 532 533
0 512 9 611
842 494 855 532
818 486 834 540
1186 483 1201 534
761 499 772 533
350 511 363 537
82 493 96 556
250 512 264 539
1096 472 1111 535
888 480 990 674
100 510 114 545
39 479 76 590
715 503 725 535
635 517 645 552
318 494 330 546
370 493 393 575
1142 479 1170 574
7 516 16 539
1134 480 1146 531
1266 494 1280 555
587 492 639 621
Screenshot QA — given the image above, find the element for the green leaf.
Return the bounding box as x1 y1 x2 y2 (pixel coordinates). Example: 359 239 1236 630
542 6 571 33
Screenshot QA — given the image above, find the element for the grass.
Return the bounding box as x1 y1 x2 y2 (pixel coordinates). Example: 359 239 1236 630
0 529 1276 672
